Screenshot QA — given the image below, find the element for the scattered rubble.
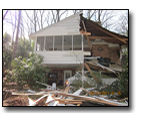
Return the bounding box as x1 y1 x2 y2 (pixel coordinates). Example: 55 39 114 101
3 83 128 106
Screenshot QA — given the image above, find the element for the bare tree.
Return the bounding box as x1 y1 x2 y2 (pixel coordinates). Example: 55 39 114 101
113 11 128 36
24 10 38 32
3 10 9 20
13 10 21 58
51 10 67 23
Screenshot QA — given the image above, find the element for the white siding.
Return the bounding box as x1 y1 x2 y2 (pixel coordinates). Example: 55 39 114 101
36 51 90 64
30 12 82 40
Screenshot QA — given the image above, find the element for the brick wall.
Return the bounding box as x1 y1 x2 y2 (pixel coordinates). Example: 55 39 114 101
92 44 120 62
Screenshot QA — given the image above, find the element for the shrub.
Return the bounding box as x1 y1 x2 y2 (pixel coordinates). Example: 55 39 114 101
11 52 50 89
101 49 128 98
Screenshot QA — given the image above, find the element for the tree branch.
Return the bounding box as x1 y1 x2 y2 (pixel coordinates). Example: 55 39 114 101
3 10 9 20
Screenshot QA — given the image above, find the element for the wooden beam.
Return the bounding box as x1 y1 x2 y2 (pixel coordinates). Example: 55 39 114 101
84 62 100 84
86 21 127 44
55 92 121 106
58 101 82 105
85 63 106 71
54 98 86 102
80 30 91 36
88 36 113 40
81 20 92 50
88 36 128 42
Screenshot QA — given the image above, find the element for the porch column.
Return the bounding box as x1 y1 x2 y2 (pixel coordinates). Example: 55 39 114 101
82 56 84 88
34 37 37 53
82 34 83 51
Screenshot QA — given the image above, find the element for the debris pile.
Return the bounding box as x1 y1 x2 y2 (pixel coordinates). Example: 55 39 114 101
3 81 128 106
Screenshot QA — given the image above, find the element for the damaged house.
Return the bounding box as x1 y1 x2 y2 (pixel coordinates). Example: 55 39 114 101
29 12 128 87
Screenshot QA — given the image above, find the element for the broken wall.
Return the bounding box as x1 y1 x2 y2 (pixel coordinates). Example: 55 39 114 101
92 44 120 62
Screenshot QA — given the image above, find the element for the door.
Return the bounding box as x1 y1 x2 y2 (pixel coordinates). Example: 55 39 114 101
64 70 72 87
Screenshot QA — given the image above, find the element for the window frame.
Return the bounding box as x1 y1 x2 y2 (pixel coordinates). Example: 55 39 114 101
35 35 83 52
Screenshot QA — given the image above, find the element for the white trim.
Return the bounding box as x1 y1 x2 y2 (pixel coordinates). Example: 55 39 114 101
44 36 46 51
34 37 38 53
62 36 64 51
34 37 37 53
72 35 73 51
53 36 54 51
64 70 72 87
82 35 83 51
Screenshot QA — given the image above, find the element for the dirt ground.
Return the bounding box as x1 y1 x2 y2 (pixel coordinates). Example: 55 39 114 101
3 81 47 106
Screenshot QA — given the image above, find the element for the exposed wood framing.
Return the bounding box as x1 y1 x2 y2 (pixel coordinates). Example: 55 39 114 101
55 92 119 106
81 20 92 50
84 62 100 84
86 21 127 44
80 30 91 36
88 36 128 41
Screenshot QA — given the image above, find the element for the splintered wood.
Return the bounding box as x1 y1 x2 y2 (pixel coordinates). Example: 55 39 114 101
9 86 128 106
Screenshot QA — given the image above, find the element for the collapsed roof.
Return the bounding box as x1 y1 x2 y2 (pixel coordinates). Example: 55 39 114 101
79 14 128 45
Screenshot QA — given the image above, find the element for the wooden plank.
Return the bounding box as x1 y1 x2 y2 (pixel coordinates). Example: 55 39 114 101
12 92 47 96
80 30 91 35
88 36 114 40
63 86 70 93
84 62 100 84
54 98 86 102
58 101 82 105
77 104 81 106
55 92 122 106
119 97 128 102
88 36 128 44
28 95 48 106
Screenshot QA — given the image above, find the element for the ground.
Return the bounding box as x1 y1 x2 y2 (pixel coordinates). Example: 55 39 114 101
3 79 49 106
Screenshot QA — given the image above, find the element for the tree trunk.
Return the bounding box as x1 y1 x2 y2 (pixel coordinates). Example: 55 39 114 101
13 10 21 59
57 10 60 22
34 10 37 32
98 10 101 22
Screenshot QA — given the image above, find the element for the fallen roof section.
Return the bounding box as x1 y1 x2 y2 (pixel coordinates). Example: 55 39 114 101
80 14 128 45
85 61 119 75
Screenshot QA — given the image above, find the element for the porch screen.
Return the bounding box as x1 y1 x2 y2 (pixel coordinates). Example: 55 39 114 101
64 35 72 50
45 36 53 51
73 35 82 50
36 37 44 51
54 36 62 51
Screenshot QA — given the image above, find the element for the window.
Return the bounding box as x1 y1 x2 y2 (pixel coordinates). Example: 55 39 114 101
36 37 44 51
73 35 82 50
64 35 72 50
35 35 83 51
54 36 62 51
45 36 53 51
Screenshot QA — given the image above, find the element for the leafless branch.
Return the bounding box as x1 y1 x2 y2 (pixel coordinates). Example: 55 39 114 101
3 10 9 20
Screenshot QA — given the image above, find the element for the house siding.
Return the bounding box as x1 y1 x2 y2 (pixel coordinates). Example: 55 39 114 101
36 51 90 64
30 12 81 40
